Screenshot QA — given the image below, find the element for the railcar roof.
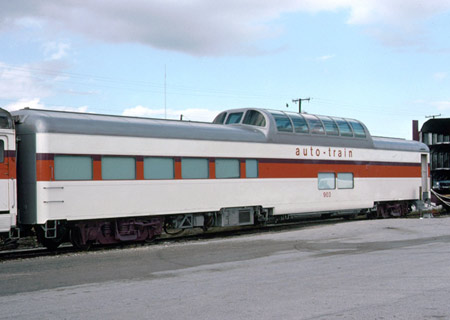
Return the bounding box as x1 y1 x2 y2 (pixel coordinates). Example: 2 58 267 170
11 108 267 143
372 136 429 152
9 107 429 152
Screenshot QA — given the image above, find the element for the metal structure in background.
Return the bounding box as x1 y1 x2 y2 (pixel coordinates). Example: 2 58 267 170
419 117 450 207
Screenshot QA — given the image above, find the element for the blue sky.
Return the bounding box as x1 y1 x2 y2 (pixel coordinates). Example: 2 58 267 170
1 1 449 139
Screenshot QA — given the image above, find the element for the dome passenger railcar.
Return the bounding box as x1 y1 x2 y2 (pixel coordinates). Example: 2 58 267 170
1 107 429 249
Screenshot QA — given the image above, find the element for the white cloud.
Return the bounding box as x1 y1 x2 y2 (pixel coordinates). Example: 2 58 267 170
4 98 89 113
53 105 89 113
0 62 51 99
4 98 45 111
43 41 71 60
432 101 450 111
1 0 449 55
122 105 217 122
14 16 43 29
0 60 75 102
316 54 335 61
433 72 448 81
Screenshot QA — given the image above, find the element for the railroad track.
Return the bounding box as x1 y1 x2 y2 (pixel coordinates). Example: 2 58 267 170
2 209 443 262
0 216 356 262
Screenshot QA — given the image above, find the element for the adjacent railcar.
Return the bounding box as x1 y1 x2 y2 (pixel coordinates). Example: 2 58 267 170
2 107 429 249
0 109 17 239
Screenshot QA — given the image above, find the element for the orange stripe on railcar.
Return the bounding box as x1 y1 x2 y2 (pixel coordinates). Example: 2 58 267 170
136 157 144 180
209 158 216 179
35 154 422 181
36 159 54 181
259 161 421 179
93 158 102 181
240 159 246 178
174 157 182 180
0 152 16 179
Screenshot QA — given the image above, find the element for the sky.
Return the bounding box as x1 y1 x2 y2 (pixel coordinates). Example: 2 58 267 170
0 0 450 139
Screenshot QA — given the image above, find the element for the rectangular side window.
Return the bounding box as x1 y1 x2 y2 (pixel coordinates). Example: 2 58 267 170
102 156 136 180
55 155 93 180
246 159 258 178
318 173 335 190
225 112 243 124
144 157 174 179
0 140 4 163
216 159 240 179
337 173 354 189
181 158 209 179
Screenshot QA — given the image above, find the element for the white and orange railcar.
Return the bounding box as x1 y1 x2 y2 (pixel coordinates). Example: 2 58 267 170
0 107 429 249
0 109 17 239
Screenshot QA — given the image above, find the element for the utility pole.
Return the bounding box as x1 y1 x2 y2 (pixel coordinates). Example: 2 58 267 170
425 114 441 119
164 65 167 119
292 97 310 113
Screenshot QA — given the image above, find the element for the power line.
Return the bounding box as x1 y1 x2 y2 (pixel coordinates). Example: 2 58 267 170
0 62 291 101
1 63 445 120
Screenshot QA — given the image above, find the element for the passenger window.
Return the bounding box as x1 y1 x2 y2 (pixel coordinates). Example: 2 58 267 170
144 157 174 179
319 116 339 136
216 159 240 178
0 117 9 129
287 113 309 133
271 112 293 132
225 112 243 124
55 155 93 180
337 173 354 189
213 112 227 124
303 114 325 134
246 159 258 178
0 140 4 163
348 120 366 138
181 158 209 179
243 110 266 127
335 119 353 137
102 156 136 180
318 173 335 190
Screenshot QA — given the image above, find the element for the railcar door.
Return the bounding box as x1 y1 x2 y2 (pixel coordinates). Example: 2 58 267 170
0 107 16 234
0 134 15 234
0 136 10 211
421 154 429 200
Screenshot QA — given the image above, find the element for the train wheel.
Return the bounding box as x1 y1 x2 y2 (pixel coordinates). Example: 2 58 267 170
163 222 184 235
144 234 157 243
70 227 92 251
35 227 64 250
